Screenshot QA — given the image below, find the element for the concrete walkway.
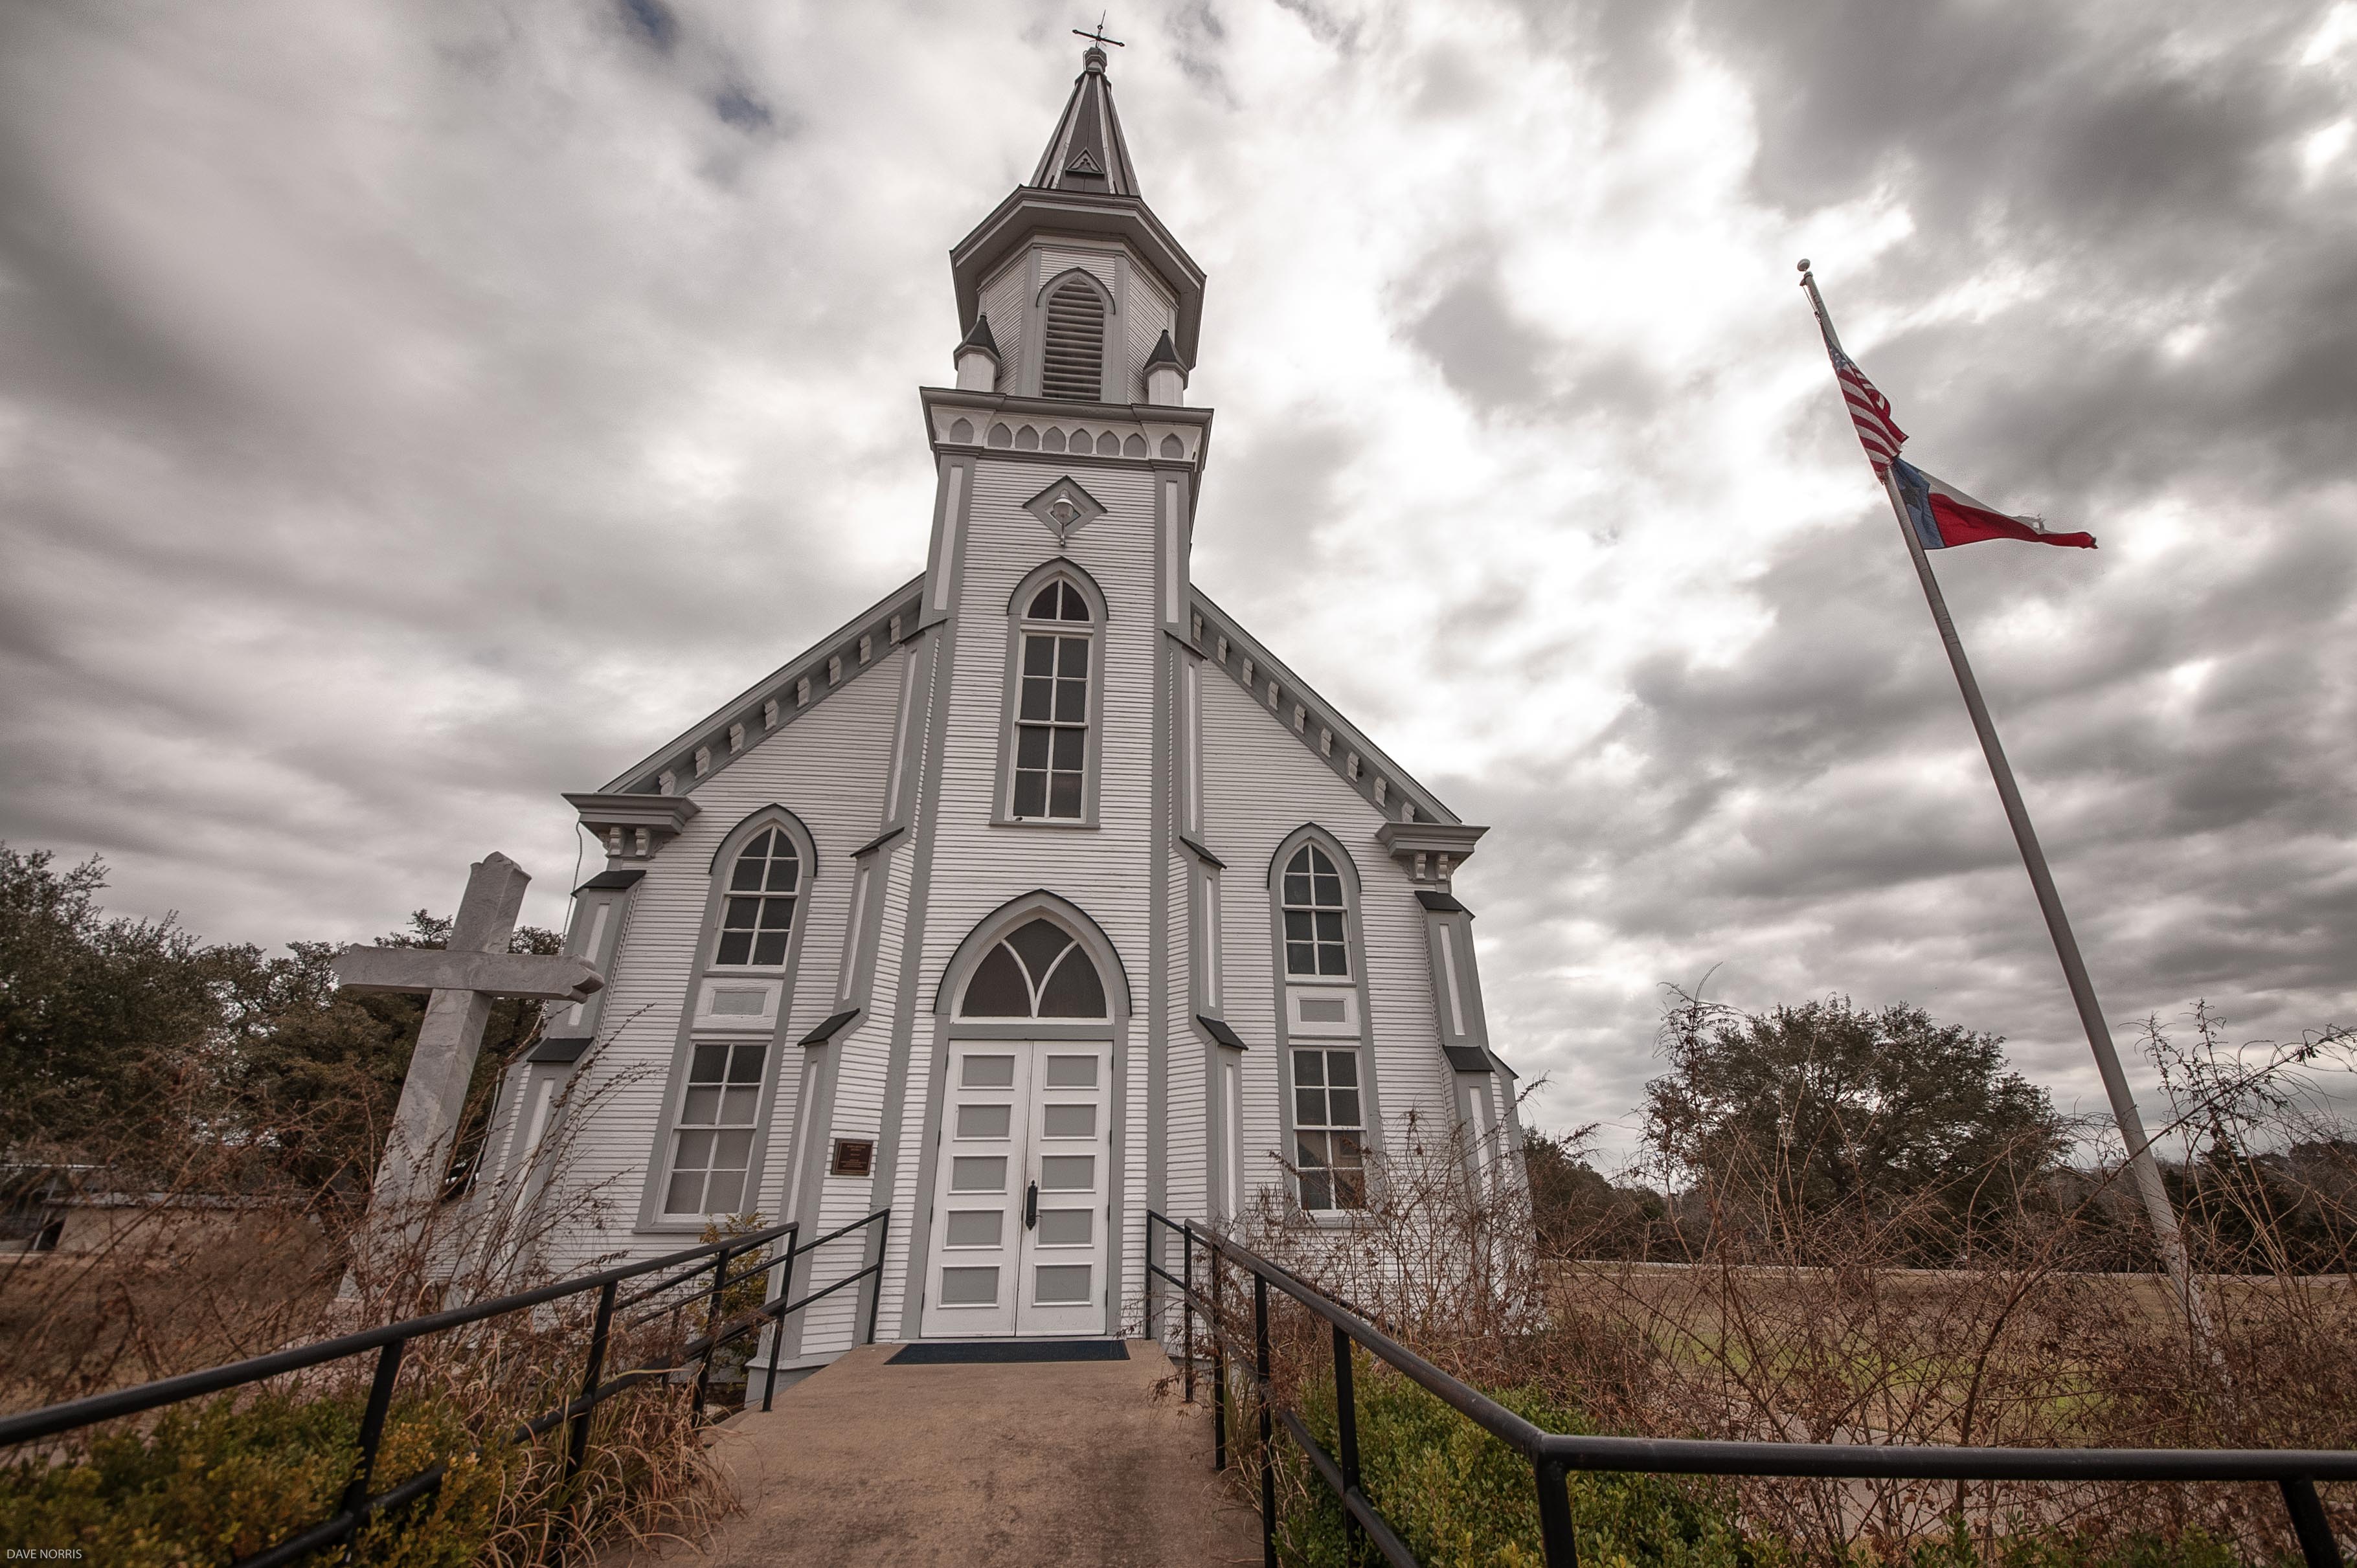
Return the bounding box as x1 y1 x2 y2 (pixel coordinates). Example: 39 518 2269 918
621 1340 1262 1567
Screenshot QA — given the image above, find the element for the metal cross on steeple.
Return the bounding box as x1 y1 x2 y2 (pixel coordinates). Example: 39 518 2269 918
1072 13 1124 51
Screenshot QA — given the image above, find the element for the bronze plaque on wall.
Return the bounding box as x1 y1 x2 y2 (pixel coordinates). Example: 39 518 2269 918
829 1139 875 1177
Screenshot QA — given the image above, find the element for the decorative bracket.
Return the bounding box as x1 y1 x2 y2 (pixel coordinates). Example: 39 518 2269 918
565 791 701 861
1373 821 1487 888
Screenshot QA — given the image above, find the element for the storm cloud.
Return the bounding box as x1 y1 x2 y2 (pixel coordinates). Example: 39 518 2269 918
2 0 2351 1159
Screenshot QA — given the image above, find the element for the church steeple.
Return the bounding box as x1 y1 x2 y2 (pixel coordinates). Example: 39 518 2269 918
946 40 1206 398
1030 45 1142 197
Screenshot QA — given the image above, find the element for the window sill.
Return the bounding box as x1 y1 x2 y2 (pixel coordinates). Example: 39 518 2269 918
991 816 1101 831
1291 1208 1373 1231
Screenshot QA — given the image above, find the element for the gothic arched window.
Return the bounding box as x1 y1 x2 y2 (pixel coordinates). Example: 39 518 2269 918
1039 274 1107 401
1012 580 1094 820
1281 843 1350 978
960 919 1108 1018
716 827 798 966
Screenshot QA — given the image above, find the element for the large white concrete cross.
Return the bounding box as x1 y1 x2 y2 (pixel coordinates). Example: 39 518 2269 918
332 852 603 1216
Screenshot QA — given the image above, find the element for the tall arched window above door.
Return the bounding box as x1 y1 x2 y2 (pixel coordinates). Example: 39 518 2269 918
959 919 1108 1019
998 563 1107 826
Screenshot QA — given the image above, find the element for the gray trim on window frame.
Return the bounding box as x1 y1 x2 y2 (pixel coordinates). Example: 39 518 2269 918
1263 824 1386 1222
636 804 821 1233
991 557 1112 830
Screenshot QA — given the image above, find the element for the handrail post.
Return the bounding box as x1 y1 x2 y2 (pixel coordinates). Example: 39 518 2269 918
692 1240 734 1423
863 1209 890 1345
1535 1456 1579 1568
567 1280 617 1481
761 1231 799 1415
2279 1475 2340 1568
1256 1272 1276 1568
1208 1226 1228 1471
1333 1323 1364 1562
337 1337 405 1554
1182 1222 1197 1404
1147 1215 1161 1342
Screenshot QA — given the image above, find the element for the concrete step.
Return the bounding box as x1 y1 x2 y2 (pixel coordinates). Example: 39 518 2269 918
615 1339 1261 1567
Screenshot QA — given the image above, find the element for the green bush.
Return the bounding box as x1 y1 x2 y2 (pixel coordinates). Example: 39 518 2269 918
2 1387 515 1567
1272 1364 1776 1568
1261 1366 2287 1568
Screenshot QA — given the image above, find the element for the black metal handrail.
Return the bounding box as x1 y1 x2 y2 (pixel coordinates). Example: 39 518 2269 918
0 1207 891 1568
1144 1211 2355 1568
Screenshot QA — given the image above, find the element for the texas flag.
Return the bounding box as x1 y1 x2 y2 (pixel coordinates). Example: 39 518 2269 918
1889 457 2095 550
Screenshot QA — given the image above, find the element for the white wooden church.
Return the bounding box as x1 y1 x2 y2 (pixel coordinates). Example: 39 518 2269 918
480 45 1522 1365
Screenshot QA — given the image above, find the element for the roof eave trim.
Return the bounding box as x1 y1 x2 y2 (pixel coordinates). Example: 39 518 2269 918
594 574 925 796
1190 588 1463 828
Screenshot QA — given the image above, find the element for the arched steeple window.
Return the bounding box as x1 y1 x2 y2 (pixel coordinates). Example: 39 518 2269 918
1039 273 1109 401
959 918 1109 1018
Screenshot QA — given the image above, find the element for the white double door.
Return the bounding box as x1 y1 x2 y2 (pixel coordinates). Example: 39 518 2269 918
921 1039 1111 1338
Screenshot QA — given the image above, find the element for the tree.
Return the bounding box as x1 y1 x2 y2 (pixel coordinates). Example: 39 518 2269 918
0 847 230 1152
1 842 558 1205
1522 1126 1669 1259
1641 990 2062 1257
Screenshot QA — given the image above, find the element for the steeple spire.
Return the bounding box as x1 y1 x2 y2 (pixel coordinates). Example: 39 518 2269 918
1032 43 1142 197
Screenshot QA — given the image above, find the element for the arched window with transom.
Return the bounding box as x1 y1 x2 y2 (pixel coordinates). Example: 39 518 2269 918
958 918 1109 1018
1000 566 1105 824
647 809 816 1227
1269 828 1372 1216
1281 842 1351 978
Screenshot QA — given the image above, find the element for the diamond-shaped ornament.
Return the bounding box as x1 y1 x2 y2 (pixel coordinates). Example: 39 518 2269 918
1022 477 1106 541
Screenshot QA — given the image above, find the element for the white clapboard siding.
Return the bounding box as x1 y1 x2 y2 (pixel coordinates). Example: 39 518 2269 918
921 460 1160 985
1038 245 1118 298
1198 669 1453 1212
1123 267 1175 401
873 1009 937 1335
982 259 1028 394
795 836 918 1355
533 649 905 1277
1164 847 1208 1220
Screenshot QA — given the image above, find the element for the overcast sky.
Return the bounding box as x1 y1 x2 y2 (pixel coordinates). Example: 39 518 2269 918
4 0 2352 1163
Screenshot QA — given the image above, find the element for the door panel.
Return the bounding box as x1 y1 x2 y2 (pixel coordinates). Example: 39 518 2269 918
921 1040 1112 1338
920 1043 1028 1338
1014 1044 1110 1335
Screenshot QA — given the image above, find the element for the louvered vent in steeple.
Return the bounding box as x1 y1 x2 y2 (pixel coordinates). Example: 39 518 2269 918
1040 276 1107 401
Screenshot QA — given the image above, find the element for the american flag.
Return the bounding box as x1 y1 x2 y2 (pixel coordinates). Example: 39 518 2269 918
1832 346 1906 472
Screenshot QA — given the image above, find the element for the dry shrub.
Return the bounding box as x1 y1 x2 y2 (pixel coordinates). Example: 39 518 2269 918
1 1035 758 1566
1173 1019 2357 1567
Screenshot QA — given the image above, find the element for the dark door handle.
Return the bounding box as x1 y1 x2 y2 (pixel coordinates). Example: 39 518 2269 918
1025 1182 1038 1230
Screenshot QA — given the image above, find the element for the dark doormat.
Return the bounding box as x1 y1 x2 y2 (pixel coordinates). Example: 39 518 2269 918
888 1339 1129 1365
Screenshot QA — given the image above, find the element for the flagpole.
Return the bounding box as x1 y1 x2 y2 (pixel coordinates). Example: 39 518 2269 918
1797 261 2209 1338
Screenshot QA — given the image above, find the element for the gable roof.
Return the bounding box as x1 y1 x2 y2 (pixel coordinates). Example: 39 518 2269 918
1188 588 1462 829
598 575 923 797
585 573 1464 835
